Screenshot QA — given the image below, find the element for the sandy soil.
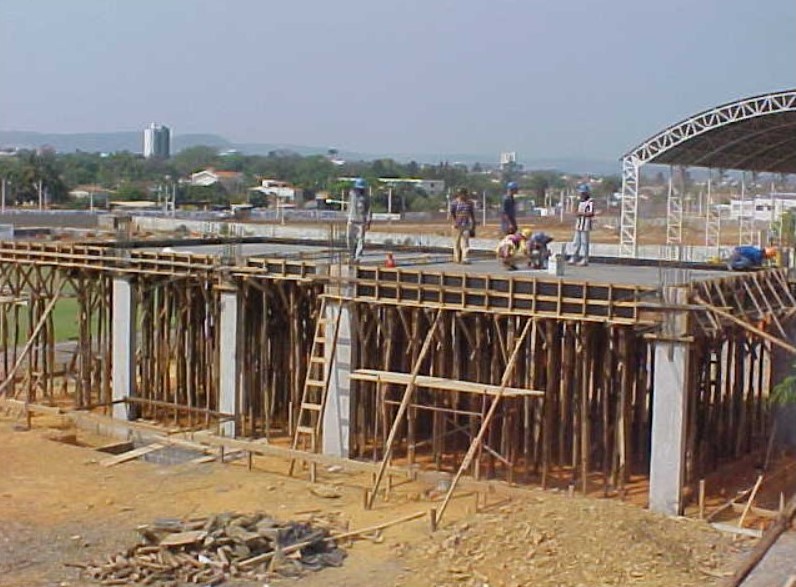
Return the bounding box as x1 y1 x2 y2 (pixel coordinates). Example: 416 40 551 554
0 411 758 587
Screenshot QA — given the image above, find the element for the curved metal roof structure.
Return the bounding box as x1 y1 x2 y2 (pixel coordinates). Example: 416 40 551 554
619 89 796 257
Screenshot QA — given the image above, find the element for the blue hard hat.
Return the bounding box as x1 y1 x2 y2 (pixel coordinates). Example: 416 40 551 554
354 178 368 189
577 183 591 194
507 181 519 190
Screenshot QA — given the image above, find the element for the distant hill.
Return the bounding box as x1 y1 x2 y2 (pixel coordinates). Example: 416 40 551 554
0 130 619 175
0 130 233 154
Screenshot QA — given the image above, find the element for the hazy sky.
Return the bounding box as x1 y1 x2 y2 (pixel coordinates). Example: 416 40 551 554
1 0 794 161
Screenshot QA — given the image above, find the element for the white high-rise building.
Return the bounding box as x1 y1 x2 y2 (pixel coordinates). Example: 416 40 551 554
143 123 170 159
499 151 517 168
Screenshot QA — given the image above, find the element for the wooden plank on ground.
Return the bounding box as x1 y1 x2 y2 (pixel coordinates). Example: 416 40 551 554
710 522 763 539
99 443 165 467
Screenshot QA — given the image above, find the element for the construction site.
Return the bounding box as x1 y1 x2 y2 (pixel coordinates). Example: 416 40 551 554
3 89 796 587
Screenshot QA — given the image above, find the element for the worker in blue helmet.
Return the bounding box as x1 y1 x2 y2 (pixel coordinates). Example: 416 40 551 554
567 183 595 266
347 178 371 263
501 181 519 235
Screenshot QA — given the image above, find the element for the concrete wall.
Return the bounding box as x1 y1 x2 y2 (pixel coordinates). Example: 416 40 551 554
0 211 100 229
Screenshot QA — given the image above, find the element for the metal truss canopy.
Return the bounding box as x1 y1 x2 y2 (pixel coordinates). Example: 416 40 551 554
619 89 796 257
625 90 796 173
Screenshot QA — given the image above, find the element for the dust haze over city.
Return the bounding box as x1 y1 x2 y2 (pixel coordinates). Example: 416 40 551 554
1 0 794 165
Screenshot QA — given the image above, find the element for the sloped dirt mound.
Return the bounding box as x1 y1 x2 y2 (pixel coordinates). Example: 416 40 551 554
397 493 745 587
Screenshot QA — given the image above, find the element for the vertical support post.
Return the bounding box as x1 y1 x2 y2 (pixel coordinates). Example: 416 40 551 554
620 155 640 258
218 283 240 437
323 264 355 457
649 286 691 515
111 276 136 421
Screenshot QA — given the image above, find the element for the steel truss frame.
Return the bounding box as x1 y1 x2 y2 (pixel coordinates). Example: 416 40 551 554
666 167 683 246
620 89 796 257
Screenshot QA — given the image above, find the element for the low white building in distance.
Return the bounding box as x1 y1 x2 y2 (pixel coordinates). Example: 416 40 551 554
248 179 302 202
190 168 244 189
728 193 796 222
377 178 446 196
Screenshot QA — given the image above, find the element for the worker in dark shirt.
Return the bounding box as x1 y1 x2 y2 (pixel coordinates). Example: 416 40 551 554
449 187 476 264
728 245 777 271
501 181 518 235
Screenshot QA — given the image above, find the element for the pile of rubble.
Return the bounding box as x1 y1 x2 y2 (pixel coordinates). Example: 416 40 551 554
76 512 347 585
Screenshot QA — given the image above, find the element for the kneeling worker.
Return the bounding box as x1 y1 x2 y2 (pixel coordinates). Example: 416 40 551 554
728 245 777 271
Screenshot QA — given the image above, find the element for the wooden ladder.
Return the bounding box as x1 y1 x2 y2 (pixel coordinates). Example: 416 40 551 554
288 297 343 479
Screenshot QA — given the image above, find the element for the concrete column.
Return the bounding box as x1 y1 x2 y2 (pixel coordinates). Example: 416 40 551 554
323 266 355 458
218 286 240 437
649 340 689 515
111 276 136 420
649 287 690 515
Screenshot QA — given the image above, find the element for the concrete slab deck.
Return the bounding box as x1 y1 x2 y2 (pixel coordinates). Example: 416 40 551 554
146 242 730 288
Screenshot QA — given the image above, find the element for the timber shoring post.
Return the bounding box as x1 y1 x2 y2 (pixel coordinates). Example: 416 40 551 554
0 275 66 399
542 320 560 489
436 317 533 525
367 310 443 509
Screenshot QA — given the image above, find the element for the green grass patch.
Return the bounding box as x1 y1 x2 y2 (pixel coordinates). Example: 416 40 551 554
11 297 86 343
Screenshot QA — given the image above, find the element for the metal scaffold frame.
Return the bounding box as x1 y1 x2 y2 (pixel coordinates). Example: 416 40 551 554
666 166 683 247
705 176 721 256
738 173 755 245
619 155 640 257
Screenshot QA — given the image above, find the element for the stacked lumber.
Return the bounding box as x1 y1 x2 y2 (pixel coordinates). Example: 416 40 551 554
76 512 347 585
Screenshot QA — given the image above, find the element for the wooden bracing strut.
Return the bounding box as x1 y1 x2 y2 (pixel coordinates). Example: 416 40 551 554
436 317 534 524
693 296 796 357
288 296 343 478
367 310 443 509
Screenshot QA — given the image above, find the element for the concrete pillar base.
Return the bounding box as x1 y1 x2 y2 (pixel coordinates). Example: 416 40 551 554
111 277 136 421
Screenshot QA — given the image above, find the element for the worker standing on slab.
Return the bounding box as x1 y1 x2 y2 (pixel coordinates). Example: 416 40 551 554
501 181 519 235
450 187 476 264
567 183 595 266
728 245 777 271
347 177 371 263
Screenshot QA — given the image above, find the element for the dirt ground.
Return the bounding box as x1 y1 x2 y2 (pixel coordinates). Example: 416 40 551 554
0 411 760 587
367 217 743 249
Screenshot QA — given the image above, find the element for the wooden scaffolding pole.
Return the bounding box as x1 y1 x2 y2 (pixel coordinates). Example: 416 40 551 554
436 317 534 525
366 310 442 509
0 275 66 398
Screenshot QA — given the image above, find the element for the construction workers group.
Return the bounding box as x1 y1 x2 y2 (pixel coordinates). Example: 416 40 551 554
350 176 779 272
449 180 595 270
348 177 597 270
493 181 594 270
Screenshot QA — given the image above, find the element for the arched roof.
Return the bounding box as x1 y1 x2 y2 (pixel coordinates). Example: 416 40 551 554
623 89 796 173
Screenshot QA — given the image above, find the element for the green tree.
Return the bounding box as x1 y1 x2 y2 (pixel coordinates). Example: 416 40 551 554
114 183 147 201
171 146 220 176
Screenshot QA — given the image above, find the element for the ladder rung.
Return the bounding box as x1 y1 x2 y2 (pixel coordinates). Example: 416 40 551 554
296 425 315 436
306 379 325 387
314 337 326 344
301 403 322 411
310 357 326 364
